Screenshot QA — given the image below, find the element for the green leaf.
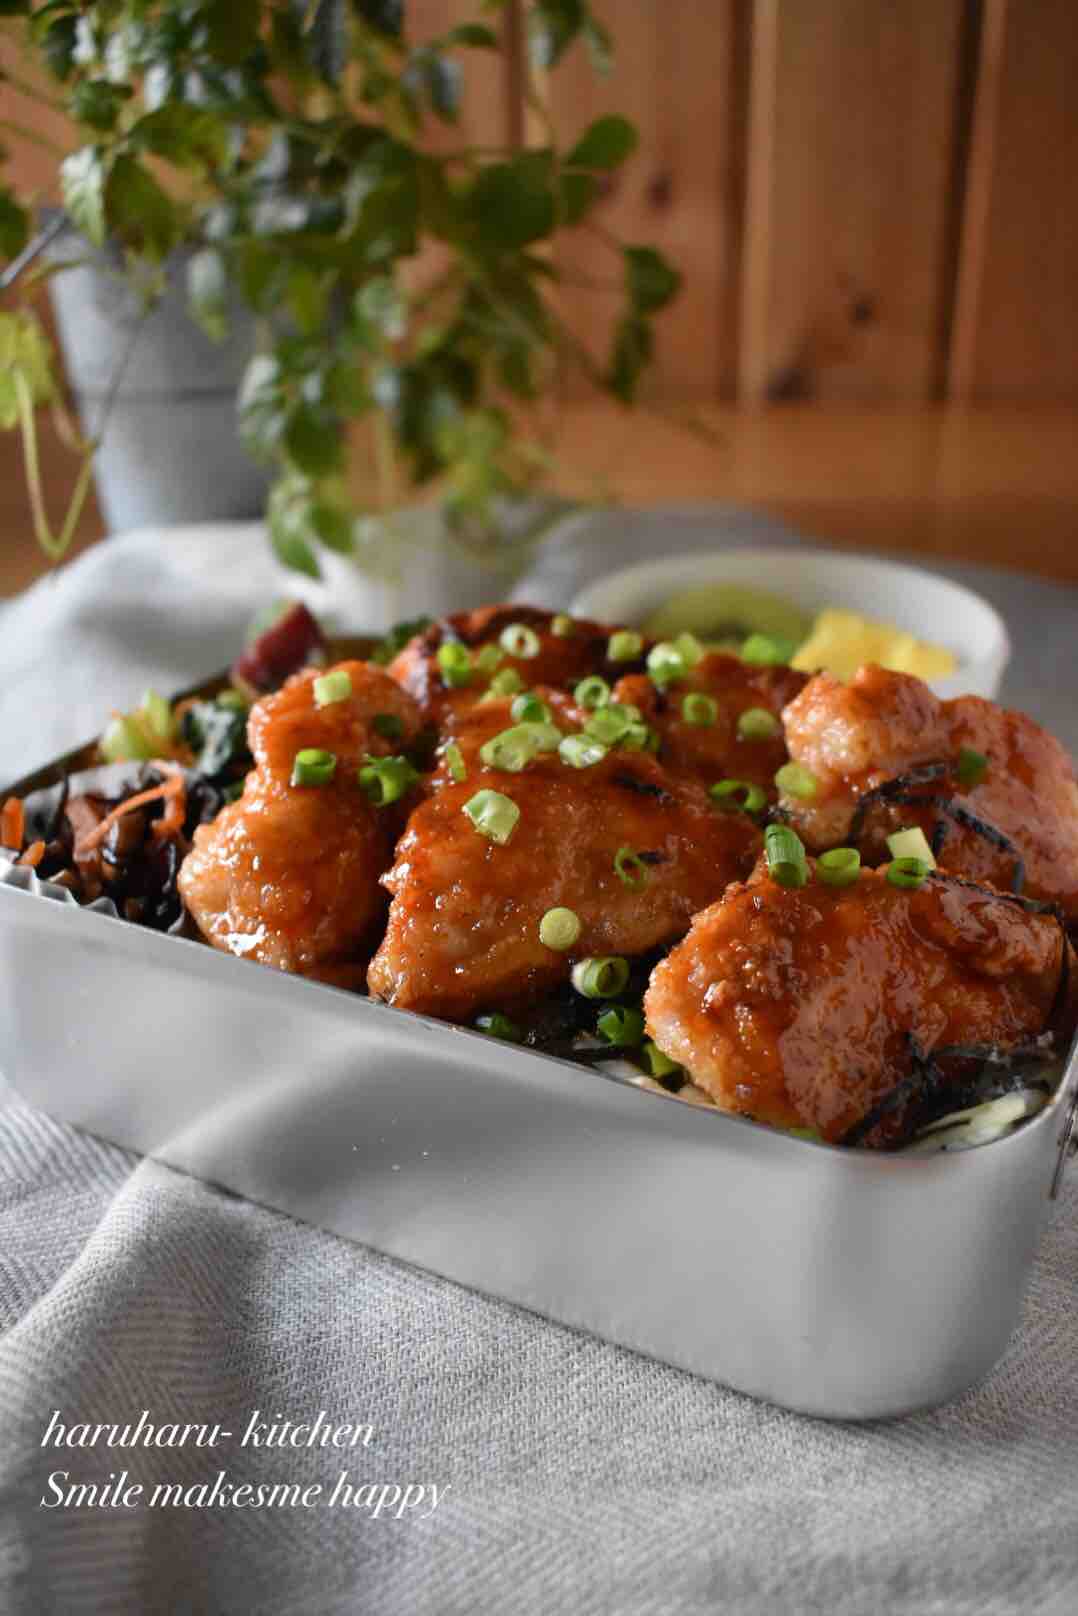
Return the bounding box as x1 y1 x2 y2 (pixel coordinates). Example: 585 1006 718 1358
0 2 32 16
41 14 78 80
238 354 287 459
283 401 343 477
198 0 261 68
286 265 332 335
582 13 613 73
568 115 637 170
71 78 127 133
129 104 228 169
105 155 181 259
559 171 597 226
310 501 355 554
446 23 499 49
624 245 681 313
60 146 107 247
352 0 403 40
0 190 29 261
187 247 229 342
470 152 555 250
0 310 57 430
528 0 583 69
268 480 322 578
404 49 461 123
607 313 652 404
354 274 407 344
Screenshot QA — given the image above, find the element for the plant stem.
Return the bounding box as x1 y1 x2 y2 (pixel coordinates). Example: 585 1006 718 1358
372 408 398 514
14 371 95 562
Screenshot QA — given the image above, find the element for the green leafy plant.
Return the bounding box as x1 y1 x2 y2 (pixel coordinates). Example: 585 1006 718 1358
0 0 681 575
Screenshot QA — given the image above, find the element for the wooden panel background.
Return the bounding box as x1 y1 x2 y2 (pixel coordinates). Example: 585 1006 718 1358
3 0 1078 403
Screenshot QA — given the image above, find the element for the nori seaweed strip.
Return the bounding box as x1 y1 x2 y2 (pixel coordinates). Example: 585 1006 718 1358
852 780 1026 894
926 869 1062 920
839 1034 946 1149
847 762 951 841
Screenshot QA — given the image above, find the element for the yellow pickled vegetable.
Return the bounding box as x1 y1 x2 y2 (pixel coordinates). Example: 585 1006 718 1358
791 608 956 682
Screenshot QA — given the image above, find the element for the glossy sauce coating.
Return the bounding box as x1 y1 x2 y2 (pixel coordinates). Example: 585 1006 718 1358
781 666 1078 917
613 653 806 795
367 696 762 1020
178 662 422 978
645 863 1073 1143
389 605 635 727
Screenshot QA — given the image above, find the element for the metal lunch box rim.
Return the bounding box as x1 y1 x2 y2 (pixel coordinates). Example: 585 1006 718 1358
1 632 1075 1188
1 859 1075 1187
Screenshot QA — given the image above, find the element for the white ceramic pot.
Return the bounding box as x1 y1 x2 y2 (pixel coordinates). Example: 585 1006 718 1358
571 546 1011 701
309 500 588 633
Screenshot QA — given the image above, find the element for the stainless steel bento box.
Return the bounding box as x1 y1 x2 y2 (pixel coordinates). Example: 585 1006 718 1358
2 651 1075 1422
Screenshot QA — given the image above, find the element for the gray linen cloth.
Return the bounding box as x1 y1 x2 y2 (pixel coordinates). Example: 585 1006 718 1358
1 509 1077 1616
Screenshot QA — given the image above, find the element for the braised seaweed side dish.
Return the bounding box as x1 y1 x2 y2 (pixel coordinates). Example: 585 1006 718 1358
3 601 1076 1154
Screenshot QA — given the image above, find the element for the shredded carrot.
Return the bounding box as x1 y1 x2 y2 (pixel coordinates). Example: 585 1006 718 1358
17 840 45 869
74 763 187 857
1 797 24 850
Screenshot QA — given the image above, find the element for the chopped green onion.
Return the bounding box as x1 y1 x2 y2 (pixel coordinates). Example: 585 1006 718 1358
646 642 686 687
474 644 504 675
539 906 581 950
597 1006 645 1046
511 692 551 724
608 630 644 662
100 715 154 764
292 748 337 787
499 622 541 659
957 746 988 788
140 688 173 742
614 845 649 890
584 704 637 745
480 722 561 772
764 823 808 888
710 779 767 815
571 956 630 999
573 674 610 710
737 706 779 741
741 633 794 666
314 670 353 707
620 720 656 753
216 689 248 712
887 856 930 891
643 1040 681 1079
886 826 937 869
817 847 861 887
559 734 608 769
551 613 575 638
437 641 473 688
444 742 467 783
358 754 419 806
487 667 524 698
372 711 403 741
674 631 704 668
682 692 718 727
475 1012 522 1042
480 725 537 773
774 762 817 800
463 789 520 845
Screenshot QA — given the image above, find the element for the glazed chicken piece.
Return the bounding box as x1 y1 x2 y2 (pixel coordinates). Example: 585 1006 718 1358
645 862 1075 1145
179 661 422 981
368 695 762 1020
779 665 1078 919
612 653 807 796
389 604 634 727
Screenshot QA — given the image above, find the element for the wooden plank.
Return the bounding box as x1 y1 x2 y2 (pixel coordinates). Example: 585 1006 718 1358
543 0 744 399
949 0 1078 401
739 0 966 403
